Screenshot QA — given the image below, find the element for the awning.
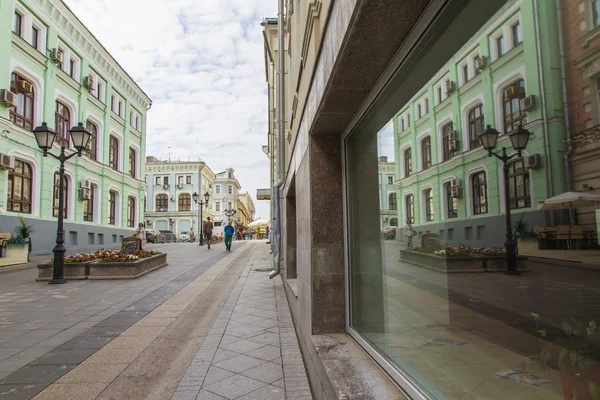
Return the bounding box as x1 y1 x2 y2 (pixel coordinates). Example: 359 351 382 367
257 189 271 200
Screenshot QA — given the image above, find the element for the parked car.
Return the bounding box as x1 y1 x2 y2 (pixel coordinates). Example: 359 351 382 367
382 227 396 240
178 231 190 242
146 229 165 243
159 230 177 243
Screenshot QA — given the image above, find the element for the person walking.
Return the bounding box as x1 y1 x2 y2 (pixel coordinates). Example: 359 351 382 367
224 221 234 251
204 217 214 249
135 223 145 249
405 223 416 248
266 226 270 240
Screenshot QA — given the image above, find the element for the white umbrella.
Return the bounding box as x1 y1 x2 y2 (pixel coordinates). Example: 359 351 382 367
248 218 269 228
537 191 600 224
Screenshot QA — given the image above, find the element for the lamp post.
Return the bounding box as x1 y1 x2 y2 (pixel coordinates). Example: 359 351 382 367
479 124 532 276
33 122 91 284
192 190 210 246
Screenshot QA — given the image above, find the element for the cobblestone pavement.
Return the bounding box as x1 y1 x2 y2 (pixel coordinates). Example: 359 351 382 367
172 243 312 400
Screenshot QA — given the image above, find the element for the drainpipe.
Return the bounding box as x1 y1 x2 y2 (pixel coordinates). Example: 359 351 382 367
556 0 573 192
270 0 285 280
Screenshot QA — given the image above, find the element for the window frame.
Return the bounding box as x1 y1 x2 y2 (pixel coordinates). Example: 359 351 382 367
128 147 136 178
156 194 168 212
468 104 484 149
127 196 135 228
387 176 393 185
389 193 397 211
186 176 192 185
108 191 116 225
7 159 33 214
472 171 488 215
9 73 35 130
85 120 98 160
496 35 505 58
445 182 458 219
54 101 71 148
512 21 522 46
83 185 94 222
52 172 68 218
404 148 412 178
405 194 415 224
421 136 432 170
31 26 39 49
508 158 531 210
109 135 119 171
441 122 454 161
178 193 191 212
502 79 526 133
13 11 22 36
424 188 434 222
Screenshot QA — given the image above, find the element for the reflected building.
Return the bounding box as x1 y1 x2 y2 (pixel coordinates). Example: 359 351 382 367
378 156 398 228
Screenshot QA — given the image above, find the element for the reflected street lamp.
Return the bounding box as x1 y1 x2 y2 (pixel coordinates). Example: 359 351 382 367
479 124 532 276
33 122 91 284
192 190 210 246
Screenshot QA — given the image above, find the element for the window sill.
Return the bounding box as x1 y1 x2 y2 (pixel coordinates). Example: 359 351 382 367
11 33 47 66
490 44 524 73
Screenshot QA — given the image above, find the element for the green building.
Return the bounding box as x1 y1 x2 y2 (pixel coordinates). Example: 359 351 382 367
0 0 151 253
394 0 566 247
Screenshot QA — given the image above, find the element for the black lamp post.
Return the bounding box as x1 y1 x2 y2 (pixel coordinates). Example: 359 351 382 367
223 204 236 221
33 122 91 284
192 190 210 246
479 124 532 276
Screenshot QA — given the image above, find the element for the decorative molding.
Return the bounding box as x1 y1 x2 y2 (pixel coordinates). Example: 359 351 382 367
300 1 322 74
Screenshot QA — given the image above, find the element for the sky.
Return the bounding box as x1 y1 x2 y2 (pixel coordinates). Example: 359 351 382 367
377 121 395 162
65 0 278 219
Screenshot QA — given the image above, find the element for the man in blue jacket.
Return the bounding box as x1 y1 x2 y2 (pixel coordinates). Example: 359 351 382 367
224 221 235 251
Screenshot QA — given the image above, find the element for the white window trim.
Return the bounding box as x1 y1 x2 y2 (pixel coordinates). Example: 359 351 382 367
84 178 102 224
493 66 527 132
54 89 79 135
403 191 416 225
506 13 522 49
128 141 141 179
497 151 535 213
127 192 139 228
108 187 121 227
465 165 489 218
30 18 47 53
154 192 170 212
109 130 124 171
458 60 469 87
399 142 412 178
460 93 485 149
416 129 432 171
420 185 435 224
436 113 454 163
439 176 458 221
85 112 104 161
4 150 41 217
10 57 45 126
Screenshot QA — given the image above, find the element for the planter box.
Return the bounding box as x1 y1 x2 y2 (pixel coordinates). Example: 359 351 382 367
482 255 529 272
0 245 29 267
88 253 167 279
37 262 91 281
517 238 539 255
399 249 483 273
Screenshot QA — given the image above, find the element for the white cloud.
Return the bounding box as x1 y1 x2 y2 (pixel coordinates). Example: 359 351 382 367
65 0 277 219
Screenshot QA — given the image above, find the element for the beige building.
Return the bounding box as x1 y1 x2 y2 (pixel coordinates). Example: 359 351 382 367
237 192 256 228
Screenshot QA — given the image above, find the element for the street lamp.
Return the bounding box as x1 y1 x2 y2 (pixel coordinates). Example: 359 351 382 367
33 122 91 284
479 124 532 276
192 190 210 246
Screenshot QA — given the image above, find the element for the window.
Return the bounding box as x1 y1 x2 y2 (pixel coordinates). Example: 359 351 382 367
54 101 70 148
422 137 432 170
387 176 393 185
390 218 398 227
497 35 505 58
446 182 458 218
503 79 526 133
389 193 397 211
83 186 94 222
136 116 140 130
216 202 221 212
111 95 115 111
468 104 484 149
155 177 160 185
407 113 410 127
437 86 443 104
405 194 415 224
31 27 39 48
109 136 119 170
118 101 123 117
85 120 98 160
442 122 454 161
130 112 134 127
472 171 488 215
215 185 221 194
13 12 22 36
424 189 434 221
228 185 233 194
594 0 600 27
512 22 522 46
400 118 405 131
127 197 135 228
69 59 76 79
474 54 481 75
508 159 531 209
7 159 33 213
56 48 64 70
178 176 184 186
404 148 412 177
128 148 136 178
108 191 116 225
462 64 469 84
52 172 68 218
179 194 191 211
417 104 422 118
9 73 35 130
156 194 168 212
186 176 192 184
425 98 429 114
95 81 103 101
163 176 169 185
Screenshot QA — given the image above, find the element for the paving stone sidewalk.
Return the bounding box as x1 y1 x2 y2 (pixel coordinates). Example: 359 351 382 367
172 244 312 400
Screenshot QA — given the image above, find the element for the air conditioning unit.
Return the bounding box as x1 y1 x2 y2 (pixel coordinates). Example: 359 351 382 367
78 187 91 200
449 130 459 141
445 80 456 94
163 184 169 190
0 89 16 108
19 80 33 93
80 179 91 190
520 95 536 112
449 139 459 151
83 75 95 90
475 56 487 70
177 183 183 189
0 154 15 170
451 186 463 198
451 178 461 188
524 154 542 169
49 48 63 64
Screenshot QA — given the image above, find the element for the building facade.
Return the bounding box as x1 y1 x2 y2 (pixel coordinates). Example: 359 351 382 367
237 192 256 229
394 0 566 247
211 168 240 236
0 0 151 253
378 156 398 228
561 0 600 229
143 157 214 236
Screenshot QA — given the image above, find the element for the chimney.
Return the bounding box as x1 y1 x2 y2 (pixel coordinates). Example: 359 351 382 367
379 156 388 163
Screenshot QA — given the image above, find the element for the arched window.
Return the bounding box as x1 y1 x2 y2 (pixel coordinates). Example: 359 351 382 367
129 147 136 178
468 104 484 149
388 193 397 210
404 148 412 177
9 73 35 130
85 120 98 160
178 193 191 211
472 172 488 215
445 182 458 218
424 189 434 221
442 122 454 161
7 159 33 213
83 185 94 222
55 101 70 147
52 172 68 218
156 194 168 212
405 194 415 224
127 196 135 228
421 137 431 170
390 218 398 227
508 159 531 209
503 79 526 133
109 136 119 170
108 191 117 225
